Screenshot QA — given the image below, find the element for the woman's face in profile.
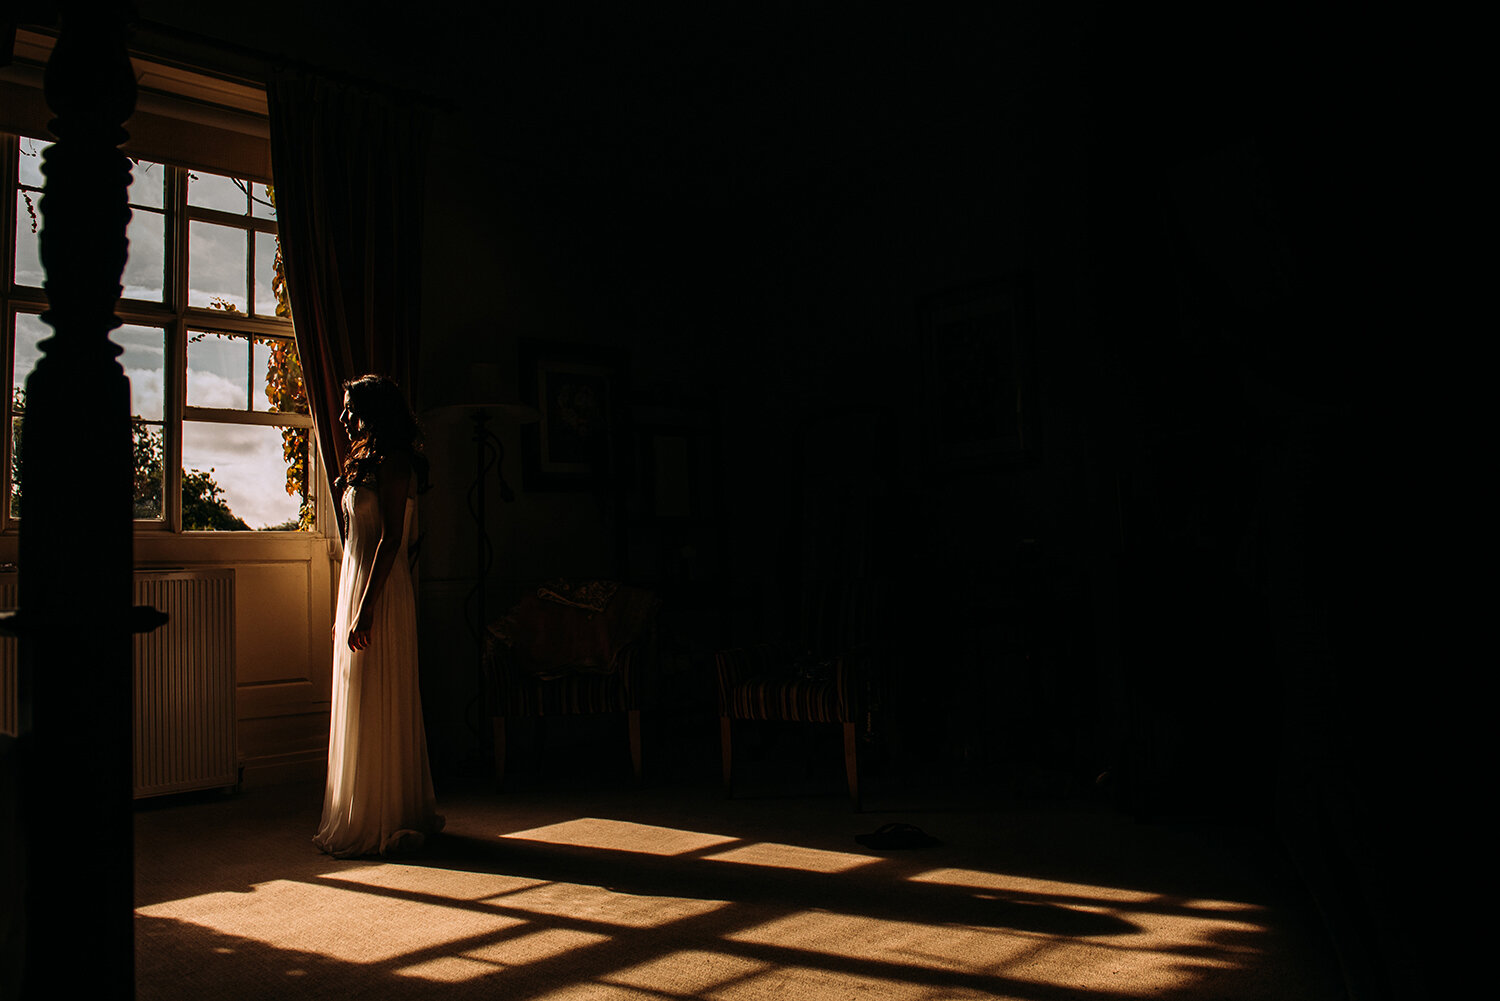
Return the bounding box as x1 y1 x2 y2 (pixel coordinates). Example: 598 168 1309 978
339 391 361 439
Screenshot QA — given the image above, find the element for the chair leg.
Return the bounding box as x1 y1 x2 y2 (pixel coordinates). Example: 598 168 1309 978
628 709 642 784
720 717 734 797
843 721 860 811
492 716 507 788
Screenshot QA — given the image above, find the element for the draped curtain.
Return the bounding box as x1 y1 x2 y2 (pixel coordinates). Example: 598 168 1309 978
265 68 432 538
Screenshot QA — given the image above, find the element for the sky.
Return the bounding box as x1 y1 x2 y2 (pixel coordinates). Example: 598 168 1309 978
12 140 305 530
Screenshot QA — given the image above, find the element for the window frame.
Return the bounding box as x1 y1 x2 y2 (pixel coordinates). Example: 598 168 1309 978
1 134 320 537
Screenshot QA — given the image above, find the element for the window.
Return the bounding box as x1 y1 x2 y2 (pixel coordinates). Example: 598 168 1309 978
2 133 315 532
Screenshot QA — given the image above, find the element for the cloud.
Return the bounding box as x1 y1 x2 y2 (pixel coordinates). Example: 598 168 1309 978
186 368 248 410
126 368 165 422
183 421 303 530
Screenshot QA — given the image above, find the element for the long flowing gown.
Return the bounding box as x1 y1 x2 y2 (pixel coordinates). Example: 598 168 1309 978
314 482 442 858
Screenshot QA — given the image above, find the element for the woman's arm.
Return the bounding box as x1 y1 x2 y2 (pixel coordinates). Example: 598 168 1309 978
347 452 413 652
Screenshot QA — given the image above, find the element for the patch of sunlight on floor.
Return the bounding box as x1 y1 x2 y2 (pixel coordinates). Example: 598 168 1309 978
393 925 615 983
393 954 503 983
727 909 1029 972
700 841 880 874
532 985 674 1001
727 903 1259 997
322 862 550 902
908 867 1162 904
602 948 772 997
135 877 525 964
499 880 728 928
909 867 1269 930
503 818 738 855
463 927 613 965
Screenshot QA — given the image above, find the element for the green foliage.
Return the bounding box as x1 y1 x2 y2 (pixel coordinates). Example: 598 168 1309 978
133 419 164 519
262 193 315 531
181 468 249 531
9 388 23 519
10 402 236 530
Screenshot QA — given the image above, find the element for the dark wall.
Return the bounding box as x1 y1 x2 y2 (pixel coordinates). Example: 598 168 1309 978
111 4 1435 998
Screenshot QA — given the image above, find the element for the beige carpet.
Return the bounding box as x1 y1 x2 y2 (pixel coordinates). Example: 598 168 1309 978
134 776 1346 1000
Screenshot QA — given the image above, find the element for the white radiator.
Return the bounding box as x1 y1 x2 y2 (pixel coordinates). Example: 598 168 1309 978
132 569 237 798
0 569 237 798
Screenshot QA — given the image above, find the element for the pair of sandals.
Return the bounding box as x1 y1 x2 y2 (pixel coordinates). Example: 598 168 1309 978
855 822 939 850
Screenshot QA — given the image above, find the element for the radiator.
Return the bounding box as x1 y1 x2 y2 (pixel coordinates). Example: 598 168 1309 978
132 569 237 798
0 569 237 798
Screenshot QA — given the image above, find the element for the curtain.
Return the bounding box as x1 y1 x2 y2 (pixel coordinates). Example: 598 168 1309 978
265 67 432 538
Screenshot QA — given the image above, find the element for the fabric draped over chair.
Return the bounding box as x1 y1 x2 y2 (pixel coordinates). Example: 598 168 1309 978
265 68 432 538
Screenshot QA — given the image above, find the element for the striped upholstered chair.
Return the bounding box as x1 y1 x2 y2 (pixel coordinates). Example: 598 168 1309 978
485 580 660 787
715 580 876 810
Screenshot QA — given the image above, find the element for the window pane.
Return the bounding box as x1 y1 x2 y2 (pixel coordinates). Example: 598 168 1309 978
11 312 46 392
252 336 308 416
186 331 250 409
128 158 166 210
188 219 248 312
133 420 165 520
251 182 276 221
122 206 166 302
17 136 47 189
253 231 281 319
183 421 310 531
114 324 165 421
188 169 247 214
8 313 47 519
13 190 42 288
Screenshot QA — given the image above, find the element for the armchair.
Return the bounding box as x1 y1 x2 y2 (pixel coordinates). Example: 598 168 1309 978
715 642 865 808
715 578 876 810
485 580 660 787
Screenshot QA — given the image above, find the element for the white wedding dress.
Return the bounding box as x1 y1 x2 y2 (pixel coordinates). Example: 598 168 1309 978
314 482 442 858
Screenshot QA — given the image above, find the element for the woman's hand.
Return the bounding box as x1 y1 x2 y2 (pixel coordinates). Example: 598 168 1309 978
348 609 374 652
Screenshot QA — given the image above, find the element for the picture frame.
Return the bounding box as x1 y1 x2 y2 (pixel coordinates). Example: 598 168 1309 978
518 338 629 492
919 275 1038 474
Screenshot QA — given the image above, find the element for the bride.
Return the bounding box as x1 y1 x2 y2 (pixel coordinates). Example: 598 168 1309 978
314 374 443 858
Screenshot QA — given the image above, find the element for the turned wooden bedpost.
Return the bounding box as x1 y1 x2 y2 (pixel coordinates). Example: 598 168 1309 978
17 5 137 996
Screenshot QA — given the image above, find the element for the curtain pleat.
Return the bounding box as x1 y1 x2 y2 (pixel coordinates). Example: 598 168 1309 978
265 68 431 538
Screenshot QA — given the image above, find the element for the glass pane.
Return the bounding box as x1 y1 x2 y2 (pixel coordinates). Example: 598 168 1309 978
17 136 48 189
183 421 310 531
7 313 45 520
253 231 281 319
252 339 273 412
13 190 42 288
251 182 276 221
122 206 166 302
114 324 165 420
186 331 250 409
128 157 166 210
253 336 308 416
189 219 249 312
12 312 47 394
132 420 164 520
187 169 247 214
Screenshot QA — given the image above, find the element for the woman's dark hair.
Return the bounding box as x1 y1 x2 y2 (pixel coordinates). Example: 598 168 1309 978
339 374 430 492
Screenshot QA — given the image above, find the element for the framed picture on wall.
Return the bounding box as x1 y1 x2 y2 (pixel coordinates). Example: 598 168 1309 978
919 275 1038 474
518 338 629 491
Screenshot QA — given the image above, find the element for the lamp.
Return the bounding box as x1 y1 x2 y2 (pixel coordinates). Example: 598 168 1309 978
425 364 539 773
